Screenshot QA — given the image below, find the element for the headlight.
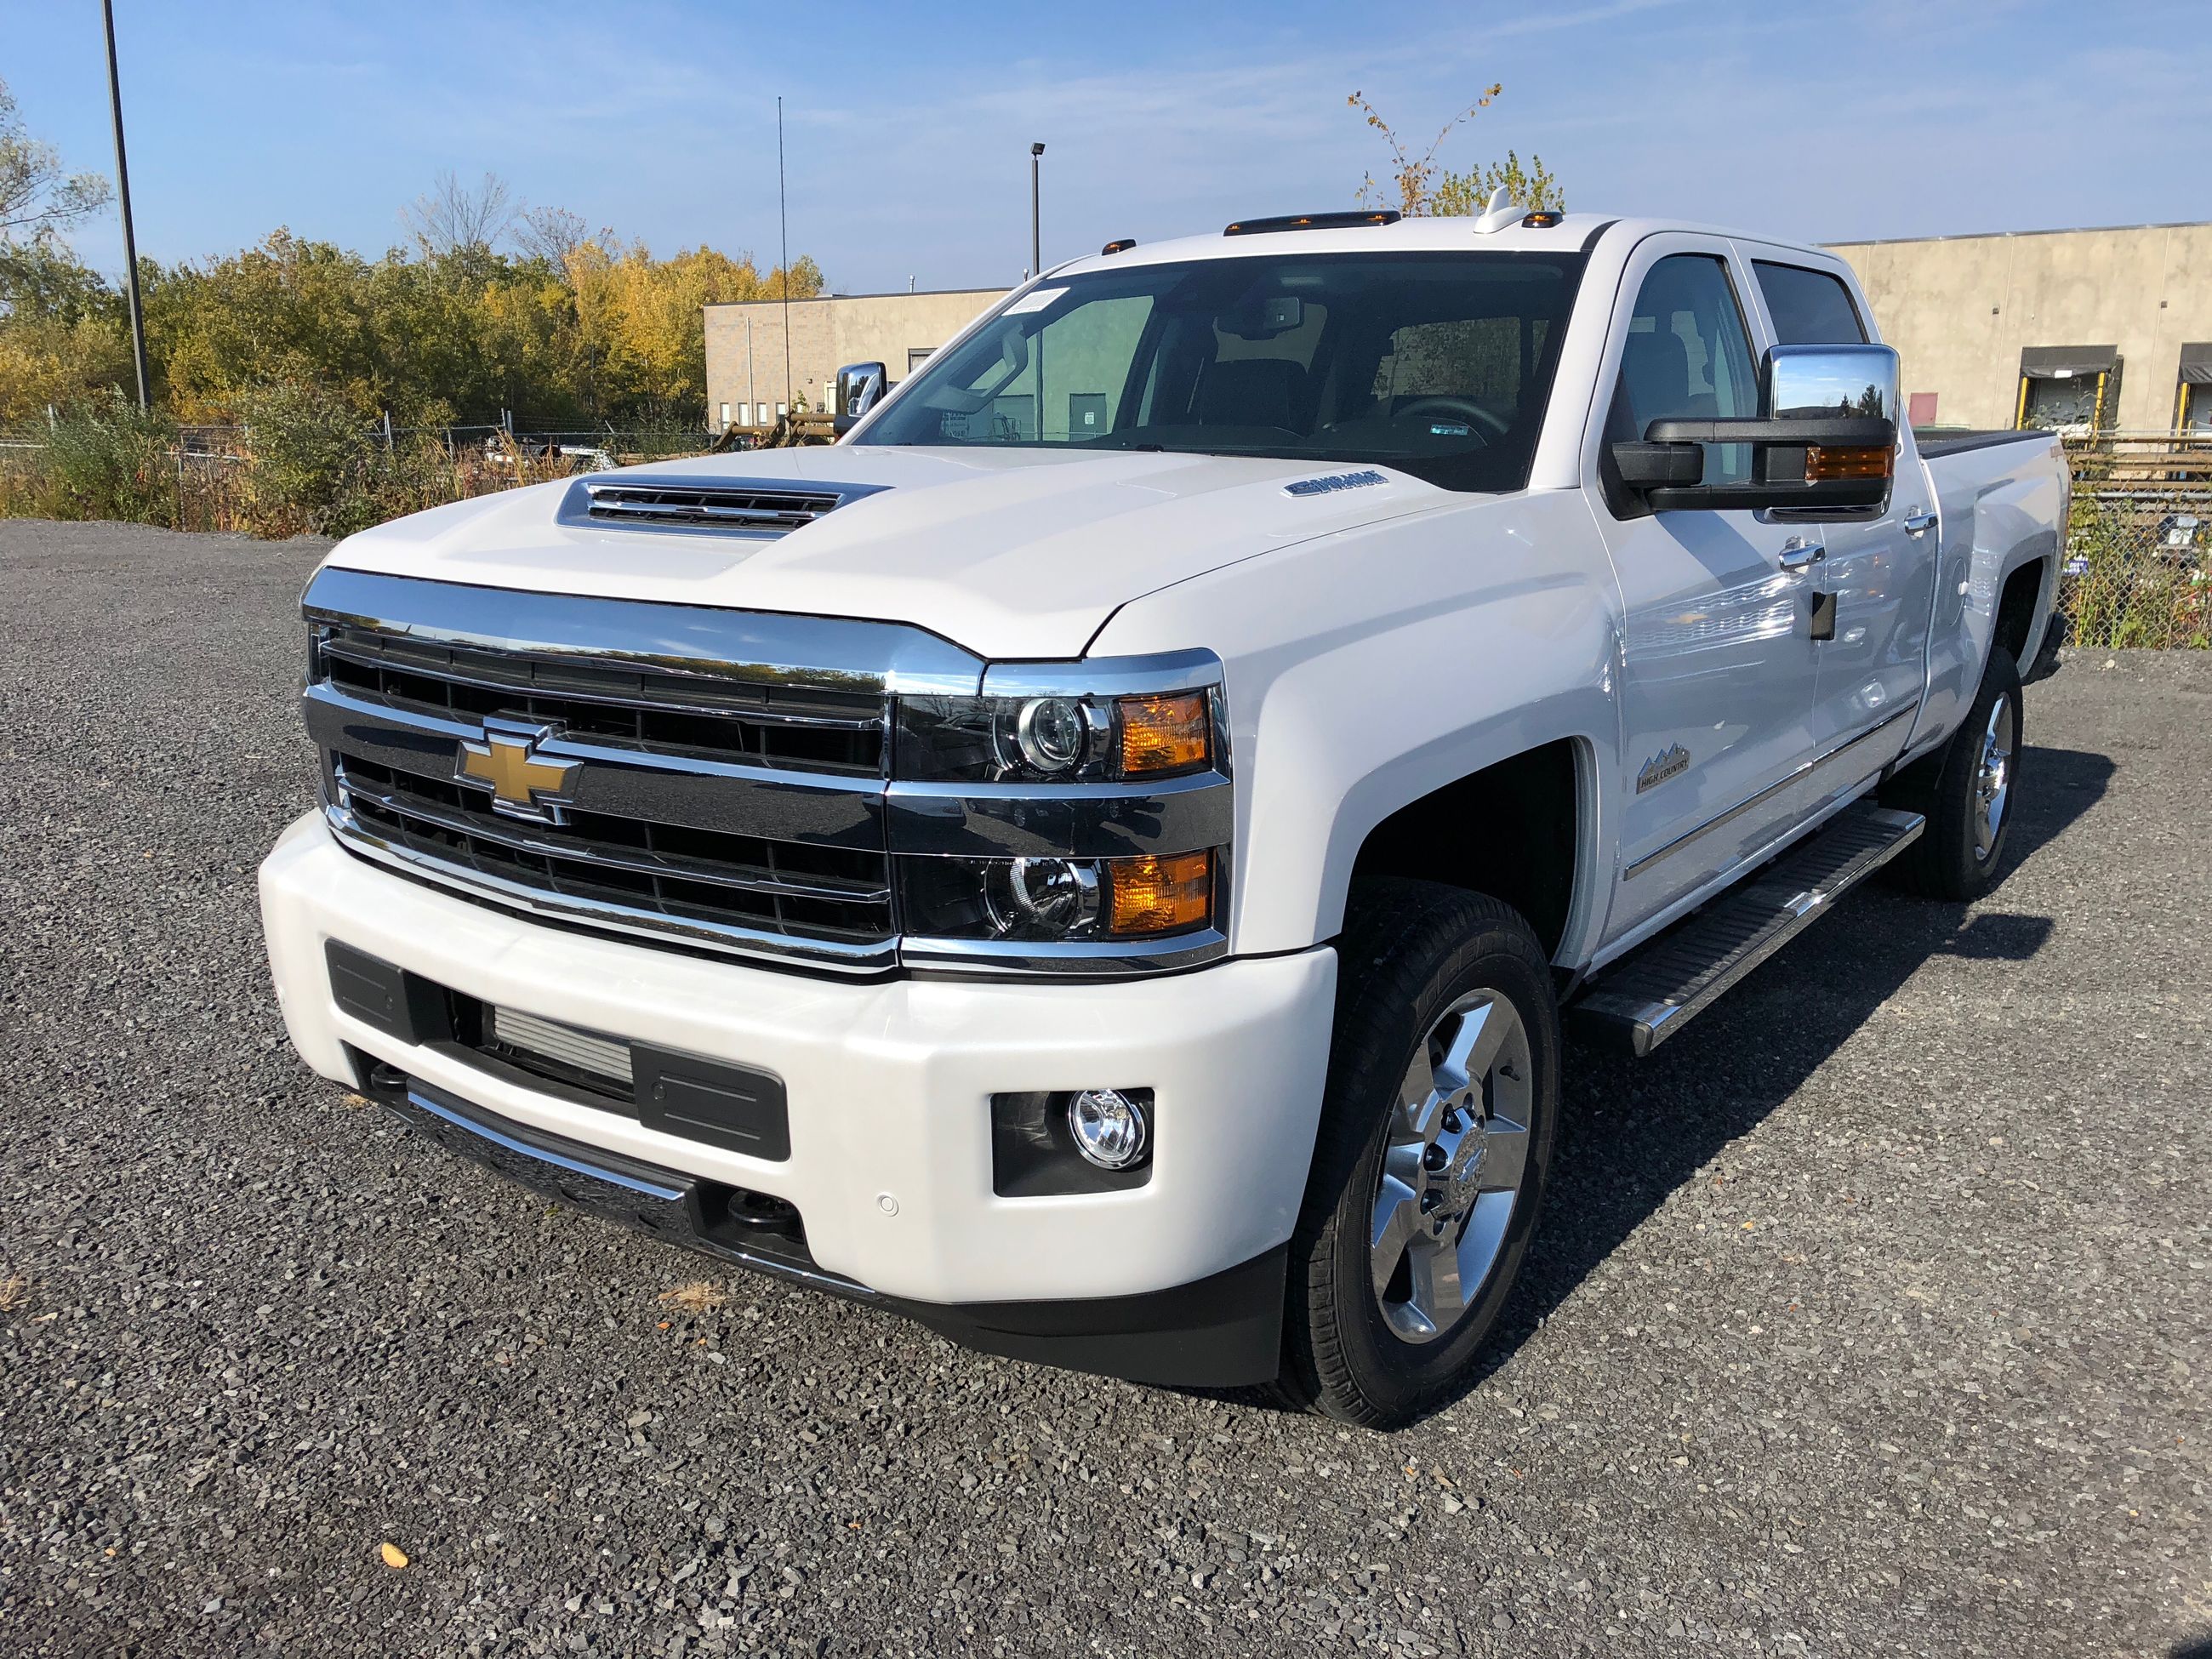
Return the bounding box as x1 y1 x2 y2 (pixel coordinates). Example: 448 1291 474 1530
898 850 1214 943
896 689 1214 783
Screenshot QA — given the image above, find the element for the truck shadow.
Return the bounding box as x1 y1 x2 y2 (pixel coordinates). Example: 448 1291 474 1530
1462 740 2114 1414
1213 741 2112 1427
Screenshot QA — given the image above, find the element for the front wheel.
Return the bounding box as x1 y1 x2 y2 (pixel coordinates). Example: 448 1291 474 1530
1281 881 1560 1428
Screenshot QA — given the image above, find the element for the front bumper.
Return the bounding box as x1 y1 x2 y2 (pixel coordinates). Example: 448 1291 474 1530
259 814 1336 1382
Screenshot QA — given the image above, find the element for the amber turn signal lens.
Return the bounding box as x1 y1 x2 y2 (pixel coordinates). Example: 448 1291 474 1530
1116 692 1210 777
1104 851 1212 938
1805 444 1891 482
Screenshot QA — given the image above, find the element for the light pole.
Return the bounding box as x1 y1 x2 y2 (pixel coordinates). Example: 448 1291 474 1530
101 0 151 412
1029 142 1045 278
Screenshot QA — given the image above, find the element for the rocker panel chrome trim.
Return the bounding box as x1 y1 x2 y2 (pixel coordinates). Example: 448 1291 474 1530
1623 704 1915 880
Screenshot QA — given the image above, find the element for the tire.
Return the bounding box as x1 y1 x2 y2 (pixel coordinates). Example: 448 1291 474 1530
1280 880 1561 1428
1883 646 2024 901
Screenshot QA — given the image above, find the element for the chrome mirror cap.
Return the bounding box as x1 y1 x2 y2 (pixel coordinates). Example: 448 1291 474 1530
834 362 889 435
1765 342 1900 424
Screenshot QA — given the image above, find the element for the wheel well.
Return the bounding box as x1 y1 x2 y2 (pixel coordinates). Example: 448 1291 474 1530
1993 560 2048 665
1348 740 1581 960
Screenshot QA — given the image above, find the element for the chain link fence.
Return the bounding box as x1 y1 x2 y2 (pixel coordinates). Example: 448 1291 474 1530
2057 434 2212 650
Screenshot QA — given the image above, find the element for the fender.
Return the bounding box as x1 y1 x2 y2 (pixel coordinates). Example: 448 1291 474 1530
1906 437 2067 761
1088 487 1622 962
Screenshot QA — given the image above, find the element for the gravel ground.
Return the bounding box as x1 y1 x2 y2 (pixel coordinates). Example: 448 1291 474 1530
2 518 2206 1659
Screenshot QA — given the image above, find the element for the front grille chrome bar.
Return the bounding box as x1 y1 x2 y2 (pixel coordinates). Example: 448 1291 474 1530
328 802 898 971
335 763 890 905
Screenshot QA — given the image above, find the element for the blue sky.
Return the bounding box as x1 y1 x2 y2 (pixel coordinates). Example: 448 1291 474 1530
7 1 2205 293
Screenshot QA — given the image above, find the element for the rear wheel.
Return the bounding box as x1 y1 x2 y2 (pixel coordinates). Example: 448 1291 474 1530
1884 646 2023 901
1281 881 1559 1428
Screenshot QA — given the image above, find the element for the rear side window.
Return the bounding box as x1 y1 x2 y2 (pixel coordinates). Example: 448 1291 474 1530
1753 261 1867 345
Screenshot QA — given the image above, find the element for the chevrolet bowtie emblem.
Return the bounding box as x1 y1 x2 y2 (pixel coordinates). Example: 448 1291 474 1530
455 727 579 822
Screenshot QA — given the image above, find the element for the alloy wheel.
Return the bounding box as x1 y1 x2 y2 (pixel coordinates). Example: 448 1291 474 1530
1368 989 1534 1344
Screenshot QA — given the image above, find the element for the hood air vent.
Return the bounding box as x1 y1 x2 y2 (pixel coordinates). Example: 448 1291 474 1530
559 475 887 539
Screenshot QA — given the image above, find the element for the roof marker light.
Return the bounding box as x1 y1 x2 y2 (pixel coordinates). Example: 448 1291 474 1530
1223 209 1401 237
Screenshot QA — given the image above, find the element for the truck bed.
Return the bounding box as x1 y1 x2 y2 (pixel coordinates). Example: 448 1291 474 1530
1913 427 2056 459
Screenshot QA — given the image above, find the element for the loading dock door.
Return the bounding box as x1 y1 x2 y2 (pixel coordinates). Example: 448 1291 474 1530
2018 345 2120 430
2178 344 2212 432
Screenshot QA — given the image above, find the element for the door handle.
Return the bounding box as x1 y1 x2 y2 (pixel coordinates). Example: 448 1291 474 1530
1778 539 1826 573
1902 510 1937 537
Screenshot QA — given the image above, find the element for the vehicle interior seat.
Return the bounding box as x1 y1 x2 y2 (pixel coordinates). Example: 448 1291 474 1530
1198 359 1309 430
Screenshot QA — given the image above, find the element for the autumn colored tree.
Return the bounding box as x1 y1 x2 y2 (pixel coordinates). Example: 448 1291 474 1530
1348 88 1564 218
0 133 828 429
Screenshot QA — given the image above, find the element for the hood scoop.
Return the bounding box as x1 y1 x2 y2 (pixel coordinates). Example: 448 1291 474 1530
559 474 888 539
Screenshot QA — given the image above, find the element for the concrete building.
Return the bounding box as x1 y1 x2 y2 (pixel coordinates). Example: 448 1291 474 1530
704 288 1007 430
1827 220 2212 433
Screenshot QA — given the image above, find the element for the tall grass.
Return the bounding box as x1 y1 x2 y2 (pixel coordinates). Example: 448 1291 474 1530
0 386 715 539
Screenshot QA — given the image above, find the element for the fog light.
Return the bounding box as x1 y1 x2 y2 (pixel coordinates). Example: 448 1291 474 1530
1068 1088 1149 1170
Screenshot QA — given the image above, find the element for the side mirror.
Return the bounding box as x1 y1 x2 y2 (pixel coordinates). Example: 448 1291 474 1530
832 362 887 436
1611 343 1901 515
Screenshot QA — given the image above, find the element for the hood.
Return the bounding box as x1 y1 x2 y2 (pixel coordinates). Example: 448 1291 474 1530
322 445 1451 659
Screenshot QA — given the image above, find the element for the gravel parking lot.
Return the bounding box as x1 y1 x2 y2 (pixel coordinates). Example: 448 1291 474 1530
3 518 2207 1658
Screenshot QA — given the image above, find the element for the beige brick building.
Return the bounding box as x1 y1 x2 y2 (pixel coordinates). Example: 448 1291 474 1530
1827 220 2212 433
704 288 1009 430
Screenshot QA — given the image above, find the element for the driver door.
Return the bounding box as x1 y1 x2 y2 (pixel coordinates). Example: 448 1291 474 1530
1587 239 1821 944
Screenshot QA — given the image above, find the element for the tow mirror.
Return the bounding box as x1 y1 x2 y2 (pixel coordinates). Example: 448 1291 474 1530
1612 342 1901 516
833 362 888 436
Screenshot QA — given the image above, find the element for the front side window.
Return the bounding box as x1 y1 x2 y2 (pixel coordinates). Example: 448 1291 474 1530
1753 261 1867 345
856 251 1588 493
1607 253 1760 487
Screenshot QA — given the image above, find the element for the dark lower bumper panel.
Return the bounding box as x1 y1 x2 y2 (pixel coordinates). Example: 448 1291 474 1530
354 1060 1286 1389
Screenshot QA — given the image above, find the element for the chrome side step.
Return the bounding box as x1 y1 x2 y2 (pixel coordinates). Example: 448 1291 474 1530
1570 801 1925 1058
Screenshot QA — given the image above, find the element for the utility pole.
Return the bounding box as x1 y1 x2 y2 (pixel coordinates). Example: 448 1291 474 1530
777 96 793 419
101 0 151 412
1029 142 1046 279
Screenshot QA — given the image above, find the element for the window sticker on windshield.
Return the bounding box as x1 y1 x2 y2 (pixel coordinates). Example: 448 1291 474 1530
1002 287 1068 315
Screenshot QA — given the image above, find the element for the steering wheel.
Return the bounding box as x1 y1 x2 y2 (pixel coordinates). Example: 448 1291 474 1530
1394 396 1510 442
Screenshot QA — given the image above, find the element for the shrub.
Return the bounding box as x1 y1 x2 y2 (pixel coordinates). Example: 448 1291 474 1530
18 393 180 523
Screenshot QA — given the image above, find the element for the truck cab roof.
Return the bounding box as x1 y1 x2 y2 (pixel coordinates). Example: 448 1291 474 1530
1046 214 1833 279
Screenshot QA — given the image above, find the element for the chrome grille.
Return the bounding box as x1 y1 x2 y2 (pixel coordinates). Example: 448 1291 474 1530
333 754 892 944
298 567 988 972
320 625 883 775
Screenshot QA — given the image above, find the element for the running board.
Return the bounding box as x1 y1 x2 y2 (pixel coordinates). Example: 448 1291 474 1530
1570 802 1924 1057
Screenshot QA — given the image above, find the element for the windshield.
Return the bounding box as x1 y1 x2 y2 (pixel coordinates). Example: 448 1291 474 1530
855 250 1588 492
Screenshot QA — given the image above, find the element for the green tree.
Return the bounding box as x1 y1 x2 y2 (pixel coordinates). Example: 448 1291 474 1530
0 79 128 422
1348 89 1564 217
0 77 111 244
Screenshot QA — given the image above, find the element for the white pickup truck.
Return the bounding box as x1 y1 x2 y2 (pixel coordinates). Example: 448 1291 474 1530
260 206 2067 1427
